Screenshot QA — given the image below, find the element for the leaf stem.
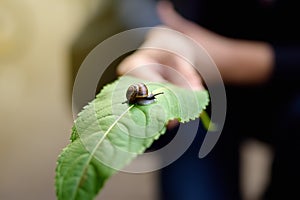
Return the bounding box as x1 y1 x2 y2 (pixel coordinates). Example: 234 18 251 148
200 110 217 131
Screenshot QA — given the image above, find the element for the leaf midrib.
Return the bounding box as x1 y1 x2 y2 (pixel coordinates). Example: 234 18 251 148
71 105 134 200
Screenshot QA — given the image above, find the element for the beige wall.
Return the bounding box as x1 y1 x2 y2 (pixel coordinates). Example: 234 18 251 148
0 1 159 199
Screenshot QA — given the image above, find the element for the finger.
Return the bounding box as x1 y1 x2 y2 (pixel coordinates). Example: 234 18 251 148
167 119 179 130
162 57 203 90
157 1 189 30
117 55 167 82
157 1 210 40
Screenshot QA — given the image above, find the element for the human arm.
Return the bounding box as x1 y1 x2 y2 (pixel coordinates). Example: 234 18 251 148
156 0 274 85
116 1 274 87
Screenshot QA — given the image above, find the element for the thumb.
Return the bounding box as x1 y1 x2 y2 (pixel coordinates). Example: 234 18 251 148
157 1 188 30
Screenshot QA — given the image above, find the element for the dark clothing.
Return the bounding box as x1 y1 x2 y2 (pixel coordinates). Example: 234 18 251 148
159 121 242 200
171 0 300 84
159 0 300 199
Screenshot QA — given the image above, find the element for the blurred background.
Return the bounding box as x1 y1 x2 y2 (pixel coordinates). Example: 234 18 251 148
0 0 159 199
0 0 273 200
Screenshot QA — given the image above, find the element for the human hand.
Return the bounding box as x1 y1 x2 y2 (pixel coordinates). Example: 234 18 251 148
117 29 203 91
116 27 204 129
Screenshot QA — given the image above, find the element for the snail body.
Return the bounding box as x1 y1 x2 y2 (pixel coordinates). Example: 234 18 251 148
122 83 163 105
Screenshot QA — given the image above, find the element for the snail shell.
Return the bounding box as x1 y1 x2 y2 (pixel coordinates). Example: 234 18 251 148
123 83 163 105
126 83 148 103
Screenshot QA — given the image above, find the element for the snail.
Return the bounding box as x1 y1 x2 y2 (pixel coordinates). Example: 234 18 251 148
122 83 163 105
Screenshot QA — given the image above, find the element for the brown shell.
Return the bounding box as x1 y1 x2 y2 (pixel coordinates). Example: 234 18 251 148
126 83 149 103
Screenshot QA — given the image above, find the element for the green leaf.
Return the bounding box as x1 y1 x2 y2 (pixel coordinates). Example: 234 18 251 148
55 75 209 200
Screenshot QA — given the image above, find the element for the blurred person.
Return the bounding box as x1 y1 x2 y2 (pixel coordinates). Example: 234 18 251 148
115 0 300 200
